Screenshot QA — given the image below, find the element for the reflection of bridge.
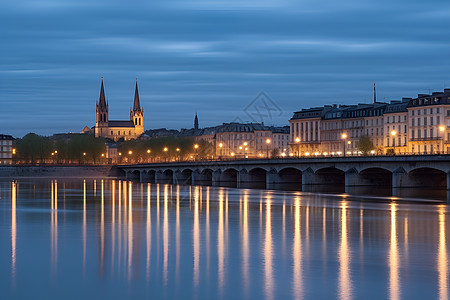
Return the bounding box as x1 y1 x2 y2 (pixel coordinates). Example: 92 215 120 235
119 155 450 198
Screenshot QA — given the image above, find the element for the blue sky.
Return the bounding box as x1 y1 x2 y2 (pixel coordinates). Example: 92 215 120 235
1 0 449 137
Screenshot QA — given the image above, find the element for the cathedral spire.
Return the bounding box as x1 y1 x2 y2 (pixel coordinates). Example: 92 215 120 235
98 77 107 110
373 82 377 103
133 80 142 112
194 113 199 130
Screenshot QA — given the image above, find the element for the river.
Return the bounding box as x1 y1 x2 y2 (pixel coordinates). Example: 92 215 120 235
0 178 448 299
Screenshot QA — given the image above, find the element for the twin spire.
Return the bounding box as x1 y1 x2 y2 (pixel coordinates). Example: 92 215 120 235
133 80 142 112
98 77 141 112
98 77 107 110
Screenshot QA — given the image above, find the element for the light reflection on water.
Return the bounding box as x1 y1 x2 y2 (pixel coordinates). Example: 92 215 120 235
1 179 449 300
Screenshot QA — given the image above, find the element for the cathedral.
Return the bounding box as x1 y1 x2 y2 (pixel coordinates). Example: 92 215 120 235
93 78 144 141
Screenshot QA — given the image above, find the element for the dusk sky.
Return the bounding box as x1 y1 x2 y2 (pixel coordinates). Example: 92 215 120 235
1 0 449 137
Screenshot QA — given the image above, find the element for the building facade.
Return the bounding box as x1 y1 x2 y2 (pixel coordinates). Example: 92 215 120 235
0 134 14 165
93 79 144 141
289 88 450 155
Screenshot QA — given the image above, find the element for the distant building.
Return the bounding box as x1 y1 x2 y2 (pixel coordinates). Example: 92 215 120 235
142 121 290 158
289 88 450 155
0 134 14 165
93 78 144 141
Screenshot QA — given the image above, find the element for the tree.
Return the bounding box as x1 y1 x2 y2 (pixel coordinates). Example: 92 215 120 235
356 135 374 155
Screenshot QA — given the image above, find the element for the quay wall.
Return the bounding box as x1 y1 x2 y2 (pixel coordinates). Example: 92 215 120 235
0 165 123 178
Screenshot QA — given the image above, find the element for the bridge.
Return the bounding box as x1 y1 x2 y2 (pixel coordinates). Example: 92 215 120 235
119 155 450 200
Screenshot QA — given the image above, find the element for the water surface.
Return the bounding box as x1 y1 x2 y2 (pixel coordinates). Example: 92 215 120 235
0 179 448 299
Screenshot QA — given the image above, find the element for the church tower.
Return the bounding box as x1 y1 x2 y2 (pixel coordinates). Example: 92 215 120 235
95 78 109 137
130 80 144 136
194 113 199 130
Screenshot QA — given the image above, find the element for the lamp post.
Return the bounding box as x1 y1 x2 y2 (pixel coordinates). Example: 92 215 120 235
194 144 199 160
391 130 396 155
218 143 223 159
439 125 445 154
295 137 300 158
243 142 248 158
163 147 168 162
266 139 271 158
341 133 347 157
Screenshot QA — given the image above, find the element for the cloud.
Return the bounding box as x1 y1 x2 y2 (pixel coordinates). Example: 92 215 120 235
0 0 449 137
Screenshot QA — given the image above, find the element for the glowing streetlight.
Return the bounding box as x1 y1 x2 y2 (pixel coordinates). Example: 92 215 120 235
101 153 105 157
128 150 132 155
163 147 168 152
439 125 446 154
12 148 16 155
118 152 122 156
147 149 151 153
391 130 396 155
265 138 271 158
176 148 180 152
83 152 86 156
194 144 199 149
341 133 348 157
295 137 300 158
218 143 223 158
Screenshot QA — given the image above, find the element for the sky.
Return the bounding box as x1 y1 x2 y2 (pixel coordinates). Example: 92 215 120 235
1 0 450 137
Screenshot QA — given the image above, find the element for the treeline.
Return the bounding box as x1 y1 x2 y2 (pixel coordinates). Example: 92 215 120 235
119 137 215 163
14 133 215 164
15 133 106 164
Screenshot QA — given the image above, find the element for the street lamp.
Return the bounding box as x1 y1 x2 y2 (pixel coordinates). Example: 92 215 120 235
243 142 248 158
265 139 271 158
391 130 396 155
295 137 300 158
341 133 347 157
218 142 223 159
439 125 445 154
194 144 199 160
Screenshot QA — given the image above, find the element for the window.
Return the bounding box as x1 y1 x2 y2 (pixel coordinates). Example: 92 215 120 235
437 116 440 124
412 129 415 139
424 118 427 126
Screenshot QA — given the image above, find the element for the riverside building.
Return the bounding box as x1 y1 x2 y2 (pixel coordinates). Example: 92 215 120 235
289 88 450 155
0 134 14 165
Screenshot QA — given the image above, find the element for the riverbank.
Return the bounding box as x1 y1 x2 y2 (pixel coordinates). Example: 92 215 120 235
0 165 124 178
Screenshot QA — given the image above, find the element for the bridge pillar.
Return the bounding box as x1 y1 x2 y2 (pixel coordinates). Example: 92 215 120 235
173 170 185 185
392 167 407 196
344 168 359 193
447 171 450 190
212 170 221 187
301 168 315 190
192 169 212 186
155 170 172 184
237 169 250 189
126 170 140 181
266 169 280 190
140 170 155 183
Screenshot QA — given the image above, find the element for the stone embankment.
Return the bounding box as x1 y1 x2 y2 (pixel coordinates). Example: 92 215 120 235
0 165 124 178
